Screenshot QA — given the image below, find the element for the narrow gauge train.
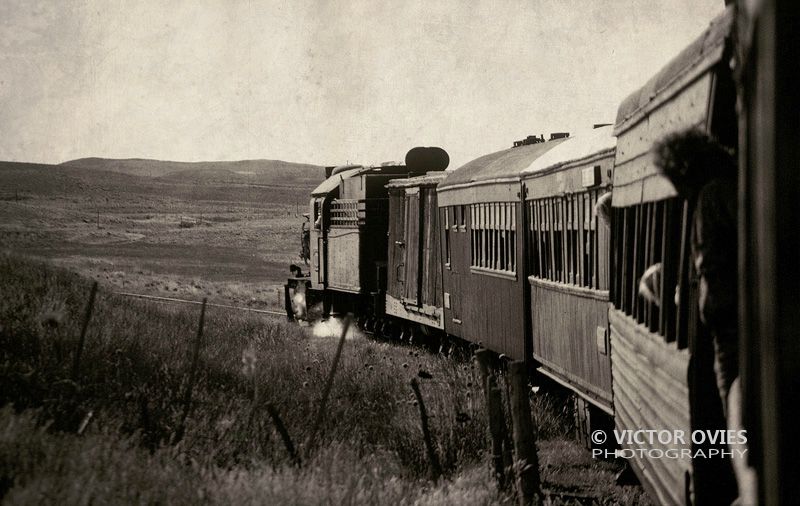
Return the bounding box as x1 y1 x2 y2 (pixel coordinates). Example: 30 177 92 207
286 3 800 504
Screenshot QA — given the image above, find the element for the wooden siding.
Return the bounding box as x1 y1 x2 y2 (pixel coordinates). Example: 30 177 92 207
442 200 526 360
387 190 406 299
530 280 612 407
327 228 360 292
524 154 613 200
326 197 389 295
386 182 445 327
421 187 443 308
609 308 692 506
613 73 713 207
404 190 421 303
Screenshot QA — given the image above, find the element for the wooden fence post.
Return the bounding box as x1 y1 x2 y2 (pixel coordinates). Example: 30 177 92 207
475 348 491 396
305 315 351 455
267 403 301 467
172 298 206 445
476 349 509 487
487 373 508 487
410 378 442 481
509 360 542 505
72 281 98 382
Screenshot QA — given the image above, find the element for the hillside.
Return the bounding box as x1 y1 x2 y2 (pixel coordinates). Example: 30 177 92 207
62 157 326 187
0 161 153 198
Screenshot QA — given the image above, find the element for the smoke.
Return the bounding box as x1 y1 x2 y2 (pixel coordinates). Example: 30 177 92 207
311 317 363 340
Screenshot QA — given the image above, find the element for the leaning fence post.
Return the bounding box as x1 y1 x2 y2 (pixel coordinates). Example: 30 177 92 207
410 378 442 481
72 281 98 382
267 403 301 467
305 315 351 455
509 360 542 505
172 298 207 445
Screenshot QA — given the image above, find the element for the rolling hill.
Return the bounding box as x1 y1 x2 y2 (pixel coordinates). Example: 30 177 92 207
61 157 326 187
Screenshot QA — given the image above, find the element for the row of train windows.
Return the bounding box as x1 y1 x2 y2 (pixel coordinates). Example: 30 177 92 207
526 190 607 290
469 203 517 273
443 203 517 274
610 199 685 346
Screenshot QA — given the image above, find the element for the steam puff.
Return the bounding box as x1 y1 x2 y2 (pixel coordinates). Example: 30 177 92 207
311 318 362 340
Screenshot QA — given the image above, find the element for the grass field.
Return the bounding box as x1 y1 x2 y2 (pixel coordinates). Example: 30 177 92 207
0 255 649 504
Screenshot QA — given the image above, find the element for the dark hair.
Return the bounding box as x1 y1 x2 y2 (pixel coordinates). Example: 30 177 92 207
653 128 735 192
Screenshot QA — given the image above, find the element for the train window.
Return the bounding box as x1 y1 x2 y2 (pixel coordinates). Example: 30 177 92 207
444 208 451 266
470 202 516 274
459 205 467 231
610 199 682 344
527 190 604 289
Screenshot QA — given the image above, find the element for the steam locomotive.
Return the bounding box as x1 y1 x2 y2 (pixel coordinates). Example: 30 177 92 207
285 4 800 505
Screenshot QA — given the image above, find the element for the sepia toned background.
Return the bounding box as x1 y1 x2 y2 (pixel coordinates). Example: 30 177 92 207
2 0 720 168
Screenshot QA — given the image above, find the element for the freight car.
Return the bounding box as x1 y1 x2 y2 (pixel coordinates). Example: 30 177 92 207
385 172 447 336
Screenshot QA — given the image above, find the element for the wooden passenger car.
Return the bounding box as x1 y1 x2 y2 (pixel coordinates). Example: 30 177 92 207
609 7 737 505
437 138 567 359
520 126 616 413
385 172 447 330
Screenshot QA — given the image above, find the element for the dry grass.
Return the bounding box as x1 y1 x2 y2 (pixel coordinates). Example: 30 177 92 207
0 254 648 504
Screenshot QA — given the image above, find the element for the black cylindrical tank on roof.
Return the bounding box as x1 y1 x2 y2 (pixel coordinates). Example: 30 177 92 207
405 147 449 173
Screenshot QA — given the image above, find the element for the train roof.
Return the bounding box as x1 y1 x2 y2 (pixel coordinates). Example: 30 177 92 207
310 164 413 196
521 126 616 177
614 6 733 136
385 172 447 189
438 139 567 191
311 166 366 196
612 6 733 207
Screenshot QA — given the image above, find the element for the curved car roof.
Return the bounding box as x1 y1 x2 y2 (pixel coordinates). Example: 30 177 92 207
438 139 567 191
310 166 367 196
522 126 616 176
614 7 733 136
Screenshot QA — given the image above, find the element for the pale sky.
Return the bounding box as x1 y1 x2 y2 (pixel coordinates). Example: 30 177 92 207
0 0 724 169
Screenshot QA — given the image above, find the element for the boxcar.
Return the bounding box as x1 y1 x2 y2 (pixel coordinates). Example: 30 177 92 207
385 172 447 331
609 7 737 505
436 137 567 360
520 126 616 414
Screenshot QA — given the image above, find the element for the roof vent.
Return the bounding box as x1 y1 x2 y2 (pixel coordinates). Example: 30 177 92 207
513 134 546 148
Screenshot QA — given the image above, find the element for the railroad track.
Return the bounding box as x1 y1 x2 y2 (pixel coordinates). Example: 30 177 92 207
115 291 287 318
